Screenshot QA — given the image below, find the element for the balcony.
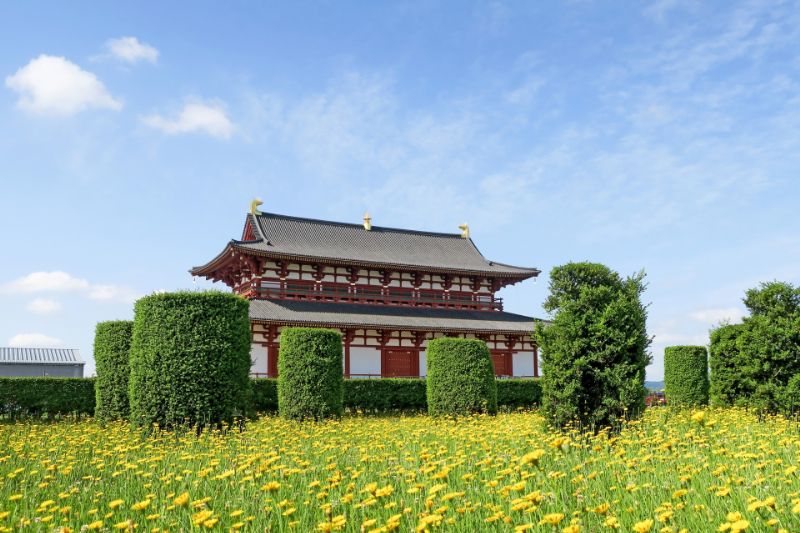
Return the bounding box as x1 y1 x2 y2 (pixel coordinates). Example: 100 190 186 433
238 280 503 312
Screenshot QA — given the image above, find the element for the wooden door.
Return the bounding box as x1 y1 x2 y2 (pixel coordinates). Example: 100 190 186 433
384 350 417 377
268 345 279 377
491 352 512 377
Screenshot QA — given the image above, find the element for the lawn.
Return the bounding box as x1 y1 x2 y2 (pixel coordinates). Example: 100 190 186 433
0 407 797 533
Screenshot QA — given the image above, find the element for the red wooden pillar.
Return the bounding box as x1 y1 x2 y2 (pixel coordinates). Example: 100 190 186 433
533 345 539 378
342 329 355 378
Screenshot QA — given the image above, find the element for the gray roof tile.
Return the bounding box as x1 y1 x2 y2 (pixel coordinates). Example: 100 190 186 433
249 299 542 334
231 212 539 276
0 348 84 365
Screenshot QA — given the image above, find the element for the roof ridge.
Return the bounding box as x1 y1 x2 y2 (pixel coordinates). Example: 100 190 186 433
255 211 466 239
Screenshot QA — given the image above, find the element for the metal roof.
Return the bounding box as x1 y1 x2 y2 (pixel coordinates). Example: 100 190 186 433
0 348 84 365
249 299 542 334
194 212 540 277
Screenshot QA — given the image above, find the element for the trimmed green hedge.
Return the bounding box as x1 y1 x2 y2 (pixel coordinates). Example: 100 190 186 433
129 291 252 426
94 320 133 420
496 379 543 409
0 377 541 417
278 328 343 420
253 378 540 413
0 378 96 417
664 346 709 407
709 324 748 407
426 338 498 416
344 379 427 412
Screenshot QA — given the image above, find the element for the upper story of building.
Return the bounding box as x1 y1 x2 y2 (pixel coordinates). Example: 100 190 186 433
190 201 541 313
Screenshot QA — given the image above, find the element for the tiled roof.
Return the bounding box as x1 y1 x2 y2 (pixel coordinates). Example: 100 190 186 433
0 348 84 365
225 212 539 277
249 299 542 334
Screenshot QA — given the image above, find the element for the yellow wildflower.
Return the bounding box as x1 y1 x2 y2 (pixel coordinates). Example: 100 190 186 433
632 519 654 533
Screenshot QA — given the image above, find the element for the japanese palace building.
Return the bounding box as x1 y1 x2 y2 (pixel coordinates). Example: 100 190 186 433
190 201 542 379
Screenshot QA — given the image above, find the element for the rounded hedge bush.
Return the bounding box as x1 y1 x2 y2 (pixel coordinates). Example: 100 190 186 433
426 338 497 416
94 320 133 420
664 345 709 407
129 291 252 427
277 327 343 421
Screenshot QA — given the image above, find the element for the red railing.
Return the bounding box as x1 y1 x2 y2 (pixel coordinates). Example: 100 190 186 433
236 280 503 312
250 373 539 379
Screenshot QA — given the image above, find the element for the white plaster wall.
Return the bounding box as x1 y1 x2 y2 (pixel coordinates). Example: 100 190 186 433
512 351 535 377
350 346 382 377
251 344 269 374
420 351 427 377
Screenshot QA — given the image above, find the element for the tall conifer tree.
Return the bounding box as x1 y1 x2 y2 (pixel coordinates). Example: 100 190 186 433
535 262 651 428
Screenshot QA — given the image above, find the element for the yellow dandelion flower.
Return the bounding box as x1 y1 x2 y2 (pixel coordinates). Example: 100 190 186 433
632 519 654 533
691 412 705 423
230 510 243 517
730 520 749 533
539 513 565 526
87 522 103 530
282 508 296 517
520 450 545 465
109 500 124 510
146 514 160 521
592 503 610 514
113 521 131 530
8 495 22 502
261 481 280 492
173 493 189 506
131 499 151 511
716 487 731 497
672 490 687 499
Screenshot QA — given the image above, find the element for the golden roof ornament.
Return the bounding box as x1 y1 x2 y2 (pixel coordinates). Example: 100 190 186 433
249 198 263 215
458 223 469 238
363 212 372 231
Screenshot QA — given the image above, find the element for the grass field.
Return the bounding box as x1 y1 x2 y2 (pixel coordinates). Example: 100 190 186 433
0 407 797 533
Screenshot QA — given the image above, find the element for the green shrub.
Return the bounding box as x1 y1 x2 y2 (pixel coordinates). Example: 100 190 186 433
251 378 279 412
0 378 95 417
344 378 427 412
93 320 133 420
277 328 344 420
254 377 539 413
535 262 651 429
129 291 252 427
709 324 749 407
426 338 497 416
664 346 709 407
496 379 542 409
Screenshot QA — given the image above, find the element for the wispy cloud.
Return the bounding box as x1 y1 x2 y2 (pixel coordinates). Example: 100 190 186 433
142 99 235 139
8 333 63 348
26 299 63 315
105 36 159 64
688 307 745 324
1 271 140 304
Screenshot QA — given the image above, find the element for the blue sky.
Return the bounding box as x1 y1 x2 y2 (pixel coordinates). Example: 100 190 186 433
1 1 798 378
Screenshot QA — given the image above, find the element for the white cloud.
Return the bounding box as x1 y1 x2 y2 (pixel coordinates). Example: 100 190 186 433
651 332 709 345
1 271 140 304
5 55 122 115
504 77 545 104
142 100 235 139
8 333 63 348
688 307 744 324
2 271 89 293
105 37 159 64
26 299 63 315
86 285 141 303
